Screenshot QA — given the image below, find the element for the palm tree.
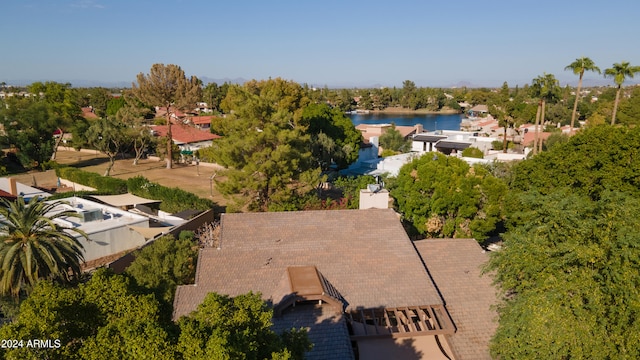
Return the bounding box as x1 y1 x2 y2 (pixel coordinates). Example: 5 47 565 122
530 73 560 154
489 88 516 153
0 196 88 297
565 57 600 131
604 62 640 125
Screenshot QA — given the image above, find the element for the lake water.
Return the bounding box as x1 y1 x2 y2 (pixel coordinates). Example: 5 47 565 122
348 112 463 131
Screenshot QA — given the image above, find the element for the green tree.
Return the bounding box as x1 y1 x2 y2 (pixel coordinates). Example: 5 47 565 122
126 235 197 305
615 86 640 126
0 269 175 359
131 64 202 169
489 88 517 153
400 80 417 108
332 175 377 209
487 190 640 359
202 82 230 113
0 100 58 168
208 79 319 211
301 103 361 169
565 57 601 131
358 90 374 110
177 292 311 360
27 81 82 161
379 123 410 154
85 117 129 176
390 153 507 241
530 73 560 154
116 101 155 165
81 87 113 118
604 61 640 125
0 197 87 297
509 125 640 199
334 88 355 112
105 95 126 118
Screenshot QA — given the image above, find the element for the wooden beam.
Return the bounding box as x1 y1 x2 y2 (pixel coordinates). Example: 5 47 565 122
383 309 392 333
426 306 440 330
393 309 407 332
360 309 367 335
414 307 429 331
370 308 380 335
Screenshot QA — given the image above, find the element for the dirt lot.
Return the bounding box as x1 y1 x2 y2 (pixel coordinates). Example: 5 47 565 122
8 149 230 209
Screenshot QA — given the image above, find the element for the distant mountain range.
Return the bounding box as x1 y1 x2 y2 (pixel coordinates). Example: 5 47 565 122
2 76 636 89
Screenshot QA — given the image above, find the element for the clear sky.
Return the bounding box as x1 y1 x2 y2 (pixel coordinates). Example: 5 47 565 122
2 0 640 88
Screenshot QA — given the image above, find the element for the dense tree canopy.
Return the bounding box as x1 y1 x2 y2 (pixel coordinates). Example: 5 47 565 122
177 292 311 360
0 100 58 168
390 153 507 240
0 269 175 359
206 78 319 211
487 190 640 359
126 235 197 305
301 103 361 169
509 125 640 199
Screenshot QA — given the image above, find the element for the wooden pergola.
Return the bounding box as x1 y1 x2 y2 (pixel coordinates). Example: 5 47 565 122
347 305 456 339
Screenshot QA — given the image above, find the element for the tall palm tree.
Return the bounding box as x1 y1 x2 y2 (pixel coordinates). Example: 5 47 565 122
565 57 600 131
530 73 560 154
604 61 640 125
0 196 88 297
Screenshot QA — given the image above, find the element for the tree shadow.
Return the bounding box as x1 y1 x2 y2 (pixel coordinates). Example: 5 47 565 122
67 156 110 168
273 303 438 360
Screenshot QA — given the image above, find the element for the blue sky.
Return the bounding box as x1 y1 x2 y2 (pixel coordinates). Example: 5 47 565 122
2 0 640 88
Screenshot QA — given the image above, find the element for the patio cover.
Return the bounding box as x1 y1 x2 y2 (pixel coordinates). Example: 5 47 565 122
127 226 173 240
90 193 161 208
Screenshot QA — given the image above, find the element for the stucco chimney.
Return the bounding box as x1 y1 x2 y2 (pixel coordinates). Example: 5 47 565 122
414 124 424 134
8 178 17 196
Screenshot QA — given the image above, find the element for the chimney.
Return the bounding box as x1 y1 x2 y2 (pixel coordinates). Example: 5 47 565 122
414 124 424 134
8 178 17 196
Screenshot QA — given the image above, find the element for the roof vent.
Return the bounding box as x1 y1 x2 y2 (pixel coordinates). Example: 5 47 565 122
78 208 102 222
367 184 381 193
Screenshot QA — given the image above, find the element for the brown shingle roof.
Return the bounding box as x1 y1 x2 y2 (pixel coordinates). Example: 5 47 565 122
272 304 354 360
414 239 499 360
174 209 443 321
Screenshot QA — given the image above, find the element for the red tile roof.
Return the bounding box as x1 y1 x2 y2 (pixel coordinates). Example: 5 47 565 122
190 115 215 125
522 131 552 146
81 107 98 119
152 124 221 144
0 189 17 201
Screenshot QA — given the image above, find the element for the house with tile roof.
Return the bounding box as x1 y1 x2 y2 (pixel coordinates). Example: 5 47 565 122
173 209 498 359
188 115 216 130
355 123 419 143
151 124 221 153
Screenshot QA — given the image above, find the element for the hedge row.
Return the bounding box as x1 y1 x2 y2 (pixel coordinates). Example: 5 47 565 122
56 167 127 194
126 176 214 213
55 167 214 213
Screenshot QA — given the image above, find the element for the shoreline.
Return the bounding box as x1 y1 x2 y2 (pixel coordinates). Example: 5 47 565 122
367 107 461 115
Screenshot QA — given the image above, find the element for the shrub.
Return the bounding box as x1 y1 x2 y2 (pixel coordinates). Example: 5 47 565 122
461 147 484 159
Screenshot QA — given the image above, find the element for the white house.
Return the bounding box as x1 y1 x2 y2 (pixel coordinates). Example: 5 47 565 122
49 196 155 264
